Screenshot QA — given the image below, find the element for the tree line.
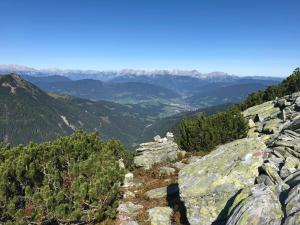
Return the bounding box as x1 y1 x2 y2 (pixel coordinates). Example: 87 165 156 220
178 68 300 152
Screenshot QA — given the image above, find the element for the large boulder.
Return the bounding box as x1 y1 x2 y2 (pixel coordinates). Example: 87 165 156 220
226 184 283 225
178 138 266 225
134 133 184 169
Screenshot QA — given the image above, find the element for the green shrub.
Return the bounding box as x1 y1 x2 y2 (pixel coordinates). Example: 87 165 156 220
178 107 248 152
0 131 132 224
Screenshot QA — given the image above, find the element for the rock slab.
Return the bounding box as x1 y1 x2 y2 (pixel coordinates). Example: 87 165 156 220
134 133 185 169
178 138 266 225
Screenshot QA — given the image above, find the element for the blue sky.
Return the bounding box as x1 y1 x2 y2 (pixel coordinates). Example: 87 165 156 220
0 0 299 76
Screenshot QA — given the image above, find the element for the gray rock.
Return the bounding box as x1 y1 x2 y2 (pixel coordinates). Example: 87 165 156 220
166 132 174 141
145 184 179 199
256 174 274 186
275 98 287 108
282 184 300 225
261 163 289 189
124 190 135 198
281 109 287 121
134 133 183 169
154 135 161 142
159 166 175 176
285 184 300 216
119 158 125 169
123 172 134 188
118 202 143 216
284 171 300 188
268 155 284 167
148 207 173 225
226 185 283 225
280 166 292 180
178 138 266 225
284 119 300 132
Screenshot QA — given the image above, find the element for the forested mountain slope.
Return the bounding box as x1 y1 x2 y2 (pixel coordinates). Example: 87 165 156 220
0 74 150 148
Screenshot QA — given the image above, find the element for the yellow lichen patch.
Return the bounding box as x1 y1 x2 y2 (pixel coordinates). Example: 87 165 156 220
243 100 279 119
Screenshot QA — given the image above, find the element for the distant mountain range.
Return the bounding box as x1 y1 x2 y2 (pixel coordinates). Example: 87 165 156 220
0 64 283 114
0 64 281 80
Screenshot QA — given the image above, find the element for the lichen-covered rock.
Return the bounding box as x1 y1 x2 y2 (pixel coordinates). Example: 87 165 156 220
134 133 184 169
225 184 283 225
148 207 173 225
243 100 280 120
178 138 266 225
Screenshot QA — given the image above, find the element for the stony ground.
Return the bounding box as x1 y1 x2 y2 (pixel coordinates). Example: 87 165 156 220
116 153 204 225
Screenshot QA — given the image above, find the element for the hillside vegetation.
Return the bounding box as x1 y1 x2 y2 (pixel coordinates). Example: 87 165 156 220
240 68 300 110
0 131 133 224
178 68 300 152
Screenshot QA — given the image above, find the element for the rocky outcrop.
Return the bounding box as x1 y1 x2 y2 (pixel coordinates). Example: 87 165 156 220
134 132 185 169
178 92 300 225
178 138 266 225
225 185 283 225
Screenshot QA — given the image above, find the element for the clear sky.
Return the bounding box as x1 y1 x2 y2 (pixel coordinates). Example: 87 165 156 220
0 0 299 76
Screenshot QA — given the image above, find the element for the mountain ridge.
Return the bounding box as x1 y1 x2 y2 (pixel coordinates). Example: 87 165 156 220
0 64 282 80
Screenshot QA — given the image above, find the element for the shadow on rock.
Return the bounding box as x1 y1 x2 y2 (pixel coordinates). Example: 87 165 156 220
167 183 190 225
212 189 243 225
